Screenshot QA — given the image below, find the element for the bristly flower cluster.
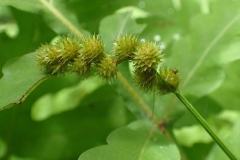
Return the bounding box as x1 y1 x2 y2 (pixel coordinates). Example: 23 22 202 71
157 67 180 94
114 34 139 63
132 42 164 92
36 35 80 74
35 33 180 94
36 35 117 81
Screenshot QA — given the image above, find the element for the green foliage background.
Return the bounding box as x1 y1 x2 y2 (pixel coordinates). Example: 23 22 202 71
0 0 240 159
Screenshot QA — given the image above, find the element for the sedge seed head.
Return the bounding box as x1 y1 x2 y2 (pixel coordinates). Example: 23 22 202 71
35 35 81 74
134 68 157 92
133 41 164 72
114 34 139 61
95 56 117 82
55 35 81 62
81 35 105 63
36 44 67 74
156 67 181 94
71 56 91 78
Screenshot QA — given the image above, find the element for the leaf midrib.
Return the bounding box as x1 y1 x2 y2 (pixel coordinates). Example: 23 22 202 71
137 126 155 160
39 0 84 39
181 12 240 89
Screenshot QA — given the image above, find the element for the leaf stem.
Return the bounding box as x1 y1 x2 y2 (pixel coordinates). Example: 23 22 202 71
174 90 237 160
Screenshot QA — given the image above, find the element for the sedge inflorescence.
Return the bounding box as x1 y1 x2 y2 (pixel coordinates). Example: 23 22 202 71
36 35 81 74
35 33 180 94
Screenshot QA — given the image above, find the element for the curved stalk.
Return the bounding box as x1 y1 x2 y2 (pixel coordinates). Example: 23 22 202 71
174 90 237 160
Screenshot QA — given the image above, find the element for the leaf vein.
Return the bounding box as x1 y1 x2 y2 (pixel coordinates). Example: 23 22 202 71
137 125 155 160
182 12 240 88
39 0 84 39
117 12 132 38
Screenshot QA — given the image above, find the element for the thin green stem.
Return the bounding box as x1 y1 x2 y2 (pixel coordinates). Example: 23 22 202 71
174 90 237 160
117 72 159 123
151 89 156 121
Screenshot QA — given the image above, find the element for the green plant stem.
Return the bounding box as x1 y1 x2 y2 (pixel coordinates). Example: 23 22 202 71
117 72 158 123
174 90 237 160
